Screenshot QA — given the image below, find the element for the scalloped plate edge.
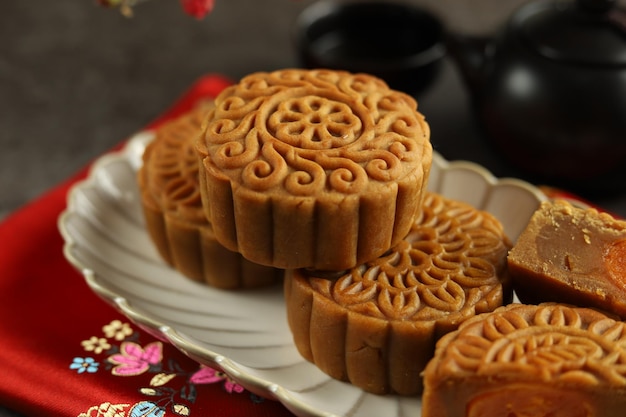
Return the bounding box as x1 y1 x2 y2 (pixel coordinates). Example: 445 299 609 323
58 131 547 417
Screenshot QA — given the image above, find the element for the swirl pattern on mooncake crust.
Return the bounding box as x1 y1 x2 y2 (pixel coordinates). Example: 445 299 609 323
142 108 208 223
199 68 430 196
432 303 626 385
422 303 626 417
139 104 283 289
284 192 511 395
308 192 510 322
196 69 432 270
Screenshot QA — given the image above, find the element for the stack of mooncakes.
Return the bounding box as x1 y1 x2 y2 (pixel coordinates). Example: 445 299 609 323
139 68 514 396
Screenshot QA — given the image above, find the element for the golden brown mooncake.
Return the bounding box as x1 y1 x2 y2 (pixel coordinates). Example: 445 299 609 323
422 303 626 417
284 192 512 395
138 105 283 289
508 199 626 318
195 69 432 270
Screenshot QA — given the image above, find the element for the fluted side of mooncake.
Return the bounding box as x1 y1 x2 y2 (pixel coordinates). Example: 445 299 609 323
284 192 511 395
422 303 626 417
196 69 432 270
138 104 283 289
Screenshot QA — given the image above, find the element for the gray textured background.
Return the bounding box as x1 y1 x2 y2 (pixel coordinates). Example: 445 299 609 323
3 0 626 224
2 0 626 415
3 0 626 221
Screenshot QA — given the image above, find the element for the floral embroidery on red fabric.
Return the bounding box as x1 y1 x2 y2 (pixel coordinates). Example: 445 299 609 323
70 357 100 374
103 319 134 341
74 319 262 416
78 402 129 417
81 336 112 354
109 341 163 376
190 366 245 394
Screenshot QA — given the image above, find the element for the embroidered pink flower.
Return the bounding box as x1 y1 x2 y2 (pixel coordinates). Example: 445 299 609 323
189 366 244 394
189 366 223 384
108 341 163 376
189 365 244 393
224 379 245 394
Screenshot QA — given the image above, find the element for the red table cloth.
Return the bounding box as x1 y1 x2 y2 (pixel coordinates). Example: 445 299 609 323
0 75 296 417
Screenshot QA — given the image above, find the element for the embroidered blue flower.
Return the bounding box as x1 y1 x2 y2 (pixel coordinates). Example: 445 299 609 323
128 401 165 417
70 357 99 374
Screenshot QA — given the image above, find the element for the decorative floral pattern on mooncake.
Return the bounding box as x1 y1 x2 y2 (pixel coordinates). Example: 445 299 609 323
196 69 432 270
284 192 511 395
200 69 429 196
432 303 626 384
308 192 511 322
138 104 283 288
142 107 208 224
422 303 626 417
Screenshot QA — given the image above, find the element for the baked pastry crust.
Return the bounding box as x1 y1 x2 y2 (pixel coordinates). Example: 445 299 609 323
508 199 626 318
138 104 283 289
422 303 626 417
284 192 511 395
196 69 432 270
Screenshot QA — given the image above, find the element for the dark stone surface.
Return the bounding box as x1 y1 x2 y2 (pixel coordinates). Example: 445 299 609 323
2 0 626 222
0 0 311 219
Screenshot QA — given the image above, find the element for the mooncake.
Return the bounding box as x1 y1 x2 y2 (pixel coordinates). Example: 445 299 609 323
508 199 626 318
284 192 512 395
195 68 432 270
422 303 626 417
138 104 283 289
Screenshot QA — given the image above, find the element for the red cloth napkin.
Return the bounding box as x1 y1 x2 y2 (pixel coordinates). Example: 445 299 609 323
0 75 295 417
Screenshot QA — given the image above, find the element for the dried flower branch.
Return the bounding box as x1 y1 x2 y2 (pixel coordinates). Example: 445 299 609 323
96 0 215 19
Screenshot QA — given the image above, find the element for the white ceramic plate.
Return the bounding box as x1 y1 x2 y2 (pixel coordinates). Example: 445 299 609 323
59 132 546 417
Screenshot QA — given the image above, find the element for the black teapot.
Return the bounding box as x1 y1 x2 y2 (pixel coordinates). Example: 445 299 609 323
447 0 626 195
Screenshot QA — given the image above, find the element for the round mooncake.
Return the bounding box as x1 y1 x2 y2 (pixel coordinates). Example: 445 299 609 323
195 69 432 270
138 104 283 289
422 303 626 417
284 192 512 395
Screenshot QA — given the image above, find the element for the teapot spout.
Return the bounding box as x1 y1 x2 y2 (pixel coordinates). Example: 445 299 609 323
444 32 490 94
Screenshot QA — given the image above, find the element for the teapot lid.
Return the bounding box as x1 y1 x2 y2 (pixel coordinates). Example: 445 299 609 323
515 0 626 66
